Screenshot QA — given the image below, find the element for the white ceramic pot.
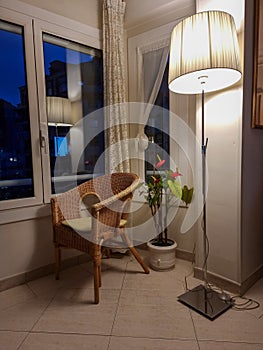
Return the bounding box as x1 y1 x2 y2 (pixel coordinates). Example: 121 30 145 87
147 239 177 271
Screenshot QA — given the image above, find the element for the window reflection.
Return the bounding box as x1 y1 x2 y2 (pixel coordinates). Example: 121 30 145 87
43 34 104 193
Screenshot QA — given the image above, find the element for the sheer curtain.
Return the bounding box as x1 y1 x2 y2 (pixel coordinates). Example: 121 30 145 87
136 40 169 176
103 0 130 173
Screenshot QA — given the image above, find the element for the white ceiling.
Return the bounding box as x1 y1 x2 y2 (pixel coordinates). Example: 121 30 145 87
125 0 195 30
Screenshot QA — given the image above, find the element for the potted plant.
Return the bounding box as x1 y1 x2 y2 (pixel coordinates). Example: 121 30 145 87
141 155 194 270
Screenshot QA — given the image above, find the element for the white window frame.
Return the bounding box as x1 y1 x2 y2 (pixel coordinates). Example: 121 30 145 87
0 1 101 219
33 19 101 203
0 8 43 211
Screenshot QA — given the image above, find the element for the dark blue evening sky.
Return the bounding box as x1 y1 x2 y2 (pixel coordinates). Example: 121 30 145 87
0 28 94 106
0 30 25 106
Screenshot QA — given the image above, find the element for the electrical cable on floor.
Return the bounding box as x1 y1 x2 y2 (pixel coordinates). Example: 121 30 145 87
205 281 261 311
231 295 260 311
182 241 261 312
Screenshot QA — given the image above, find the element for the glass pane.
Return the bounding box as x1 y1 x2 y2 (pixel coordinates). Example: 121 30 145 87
0 21 34 201
43 33 104 193
145 61 170 181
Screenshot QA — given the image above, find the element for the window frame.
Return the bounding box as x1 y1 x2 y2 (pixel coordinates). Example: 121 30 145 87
33 19 102 203
0 8 43 210
0 3 102 217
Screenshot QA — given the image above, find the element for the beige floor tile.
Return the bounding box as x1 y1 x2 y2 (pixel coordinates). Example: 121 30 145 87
199 340 263 350
30 261 125 294
109 336 199 350
112 301 195 340
27 275 64 299
19 332 110 350
241 277 263 318
0 298 51 331
83 257 128 289
244 277 263 301
123 266 185 294
119 288 184 306
0 285 35 311
193 308 263 343
46 286 120 307
32 289 119 335
57 265 94 289
85 255 129 274
0 331 28 350
28 264 95 298
32 305 117 335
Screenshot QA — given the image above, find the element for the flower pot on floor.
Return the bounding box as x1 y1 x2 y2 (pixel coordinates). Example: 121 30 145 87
147 239 177 271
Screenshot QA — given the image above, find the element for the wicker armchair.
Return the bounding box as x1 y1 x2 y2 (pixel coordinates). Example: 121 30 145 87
50 172 149 304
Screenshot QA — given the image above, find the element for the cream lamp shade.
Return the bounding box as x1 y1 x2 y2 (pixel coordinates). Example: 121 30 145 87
47 96 72 126
168 11 242 94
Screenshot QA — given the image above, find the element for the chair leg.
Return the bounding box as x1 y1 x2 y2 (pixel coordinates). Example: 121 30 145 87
93 263 100 304
54 244 61 280
129 246 150 274
93 245 102 304
121 232 150 274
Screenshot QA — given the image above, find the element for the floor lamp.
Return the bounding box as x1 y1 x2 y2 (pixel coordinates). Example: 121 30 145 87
168 11 242 320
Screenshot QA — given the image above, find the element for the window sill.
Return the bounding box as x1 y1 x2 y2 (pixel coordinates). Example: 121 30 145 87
0 203 51 225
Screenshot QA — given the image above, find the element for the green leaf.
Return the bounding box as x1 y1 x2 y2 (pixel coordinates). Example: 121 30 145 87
167 179 182 199
181 186 194 206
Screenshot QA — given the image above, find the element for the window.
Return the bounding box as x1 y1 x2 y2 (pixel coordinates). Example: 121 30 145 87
42 34 104 193
0 9 103 210
0 21 34 201
145 61 170 180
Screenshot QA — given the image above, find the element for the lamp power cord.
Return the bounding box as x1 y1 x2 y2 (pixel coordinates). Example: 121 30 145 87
183 243 261 312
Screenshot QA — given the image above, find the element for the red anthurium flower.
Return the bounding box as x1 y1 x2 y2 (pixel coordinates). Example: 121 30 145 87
151 176 160 184
171 171 182 178
156 159 165 168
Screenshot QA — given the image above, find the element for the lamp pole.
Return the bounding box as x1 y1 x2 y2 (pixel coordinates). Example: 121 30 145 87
201 89 208 289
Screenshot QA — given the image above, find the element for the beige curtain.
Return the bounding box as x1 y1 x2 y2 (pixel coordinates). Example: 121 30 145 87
103 0 130 173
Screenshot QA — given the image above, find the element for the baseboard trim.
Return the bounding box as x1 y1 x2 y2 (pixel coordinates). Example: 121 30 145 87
194 264 263 295
0 253 90 293
176 248 194 263
194 267 241 294
240 264 263 295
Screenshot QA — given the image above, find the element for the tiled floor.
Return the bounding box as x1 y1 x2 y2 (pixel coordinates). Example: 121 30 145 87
0 250 263 350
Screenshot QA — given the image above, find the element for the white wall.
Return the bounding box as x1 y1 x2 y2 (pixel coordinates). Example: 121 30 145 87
0 218 53 279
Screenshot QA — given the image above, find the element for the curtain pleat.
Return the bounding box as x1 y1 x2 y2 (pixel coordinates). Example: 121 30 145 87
103 0 130 173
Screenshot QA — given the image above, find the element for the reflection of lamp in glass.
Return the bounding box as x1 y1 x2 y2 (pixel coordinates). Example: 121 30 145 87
47 96 72 126
168 11 241 320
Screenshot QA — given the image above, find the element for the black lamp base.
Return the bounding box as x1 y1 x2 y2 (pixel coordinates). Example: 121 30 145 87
178 285 233 320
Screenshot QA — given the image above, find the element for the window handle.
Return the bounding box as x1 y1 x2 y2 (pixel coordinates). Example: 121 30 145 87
40 123 48 154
